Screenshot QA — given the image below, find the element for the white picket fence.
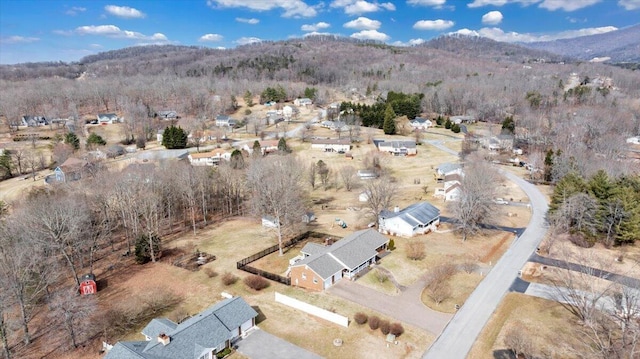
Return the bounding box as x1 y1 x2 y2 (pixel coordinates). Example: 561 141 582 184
275 292 349 328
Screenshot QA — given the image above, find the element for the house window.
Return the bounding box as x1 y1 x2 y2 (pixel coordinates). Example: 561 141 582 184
313 277 318 284
302 273 306 280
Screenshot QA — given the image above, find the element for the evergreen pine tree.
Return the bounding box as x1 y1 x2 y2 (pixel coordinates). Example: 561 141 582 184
383 104 396 135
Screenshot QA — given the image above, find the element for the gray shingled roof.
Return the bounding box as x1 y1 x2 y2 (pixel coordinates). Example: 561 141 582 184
380 202 440 227
141 318 178 339
436 162 462 175
292 229 389 280
300 242 326 256
105 297 257 359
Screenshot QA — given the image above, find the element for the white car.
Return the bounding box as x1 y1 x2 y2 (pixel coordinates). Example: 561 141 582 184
494 198 509 205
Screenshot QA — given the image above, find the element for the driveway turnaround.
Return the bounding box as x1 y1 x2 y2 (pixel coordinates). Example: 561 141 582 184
423 169 549 359
328 274 452 336
235 328 322 359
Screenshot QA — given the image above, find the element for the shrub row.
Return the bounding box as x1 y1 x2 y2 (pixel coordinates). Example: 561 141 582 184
354 312 404 337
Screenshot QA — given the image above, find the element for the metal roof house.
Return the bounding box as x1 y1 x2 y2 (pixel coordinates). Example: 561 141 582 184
378 202 441 237
289 229 389 291
104 296 258 359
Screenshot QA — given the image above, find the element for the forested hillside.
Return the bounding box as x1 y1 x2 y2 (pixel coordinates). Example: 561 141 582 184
524 24 640 63
1 35 639 180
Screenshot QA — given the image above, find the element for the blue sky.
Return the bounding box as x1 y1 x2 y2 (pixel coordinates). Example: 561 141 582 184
1 0 639 64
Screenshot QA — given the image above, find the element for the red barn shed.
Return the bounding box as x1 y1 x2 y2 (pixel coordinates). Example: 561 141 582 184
79 273 97 296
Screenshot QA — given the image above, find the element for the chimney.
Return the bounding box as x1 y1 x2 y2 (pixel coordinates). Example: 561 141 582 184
158 333 170 346
394 206 400 213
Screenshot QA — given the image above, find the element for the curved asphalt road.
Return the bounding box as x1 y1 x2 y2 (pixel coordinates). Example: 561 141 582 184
422 143 550 359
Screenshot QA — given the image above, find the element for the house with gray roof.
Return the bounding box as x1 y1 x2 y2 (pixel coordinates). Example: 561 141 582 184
435 162 463 180
378 202 441 237
289 229 389 291
104 296 257 359
97 113 120 124
376 140 417 156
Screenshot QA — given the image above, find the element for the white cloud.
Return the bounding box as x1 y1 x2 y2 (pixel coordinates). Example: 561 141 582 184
343 17 381 30
450 28 480 36
0 36 40 44
301 22 331 32
538 0 601 11
482 10 503 25
350 29 390 41
199 33 224 42
65 6 86 16
208 0 317 18
467 0 536 8
236 17 260 24
619 0 640 10
392 38 426 46
303 31 334 37
53 30 73 36
380 2 396 10
413 19 455 30
407 0 447 6
474 25 617 42
467 0 601 11
331 0 395 15
89 43 103 48
75 25 169 42
104 5 146 19
236 37 262 45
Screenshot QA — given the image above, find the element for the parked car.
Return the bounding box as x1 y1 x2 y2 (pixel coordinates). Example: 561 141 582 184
494 198 509 205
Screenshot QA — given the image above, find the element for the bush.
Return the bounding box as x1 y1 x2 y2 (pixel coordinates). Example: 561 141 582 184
243 275 270 291
389 322 404 336
374 268 388 283
354 312 368 325
368 315 380 330
406 241 425 260
460 261 479 274
221 272 238 286
216 347 232 358
204 268 218 278
388 239 395 251
380 320 390 335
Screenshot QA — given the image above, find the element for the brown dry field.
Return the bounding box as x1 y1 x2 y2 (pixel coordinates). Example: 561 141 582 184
468 293 583 359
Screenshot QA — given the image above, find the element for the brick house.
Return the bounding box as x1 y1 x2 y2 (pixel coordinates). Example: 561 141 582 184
289 229 389 291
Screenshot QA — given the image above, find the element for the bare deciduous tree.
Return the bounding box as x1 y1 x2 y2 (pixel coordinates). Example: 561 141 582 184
48 288 96 349
339 165 357 192
362 176 397 226
247 155 307 255
449 156 498 241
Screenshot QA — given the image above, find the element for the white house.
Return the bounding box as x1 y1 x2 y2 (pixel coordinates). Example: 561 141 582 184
378 202 441 237
377 140 417 156
262 215 280 228
97 113 119 124
157 110 178 120
188 149 231 166
626 136 640 145
215 115 237 127
311 138 351 152
242 140 279 155
434 173 463 201
294 98 313 107
451 115 475 125
410 117 432 130
357 169 378 180
436 163 463 179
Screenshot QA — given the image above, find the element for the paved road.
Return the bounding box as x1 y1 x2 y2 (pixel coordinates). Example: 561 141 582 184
235 328 322 359
328 274 453 336
423 169 549 359
529 253 640 288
